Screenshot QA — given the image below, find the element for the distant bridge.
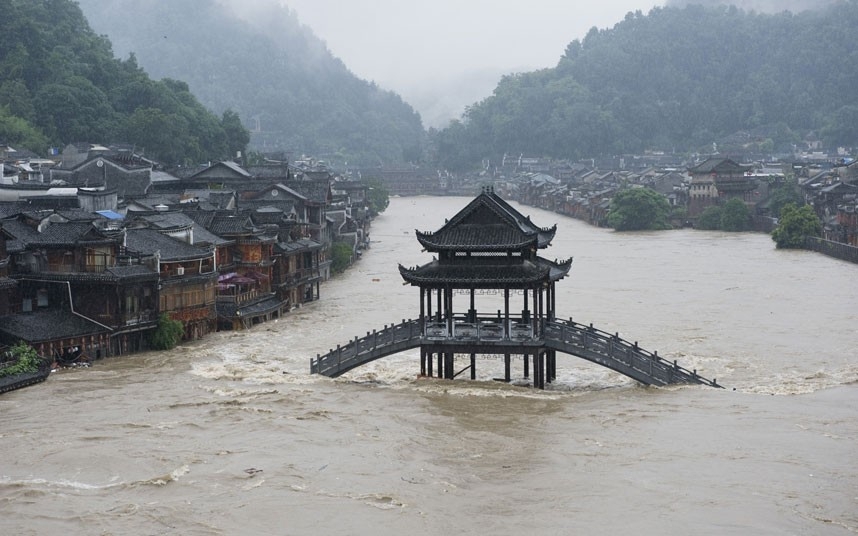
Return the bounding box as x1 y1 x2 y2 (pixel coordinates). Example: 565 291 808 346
311 317 721 389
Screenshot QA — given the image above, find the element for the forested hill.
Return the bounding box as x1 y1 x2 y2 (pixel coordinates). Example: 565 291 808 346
76 0 425 166
0 0 248 166
433 2 858 170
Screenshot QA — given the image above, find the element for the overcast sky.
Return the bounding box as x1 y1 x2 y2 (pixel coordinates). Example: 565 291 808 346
274 1 665 126
230 0 832 127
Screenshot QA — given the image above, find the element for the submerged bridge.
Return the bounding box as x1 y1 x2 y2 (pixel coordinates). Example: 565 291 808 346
313 189 721 390
311 317 721 389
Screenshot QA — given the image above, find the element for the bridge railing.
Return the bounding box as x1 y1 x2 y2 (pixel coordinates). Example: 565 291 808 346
312 319 421 376
424 319 536 341
544 318 719 387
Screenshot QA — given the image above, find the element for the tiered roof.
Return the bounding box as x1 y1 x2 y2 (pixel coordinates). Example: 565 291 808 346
400 189 572 288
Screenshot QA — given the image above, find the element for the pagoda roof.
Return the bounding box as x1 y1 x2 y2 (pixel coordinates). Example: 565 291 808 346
399 256 572 288
415 189 556 252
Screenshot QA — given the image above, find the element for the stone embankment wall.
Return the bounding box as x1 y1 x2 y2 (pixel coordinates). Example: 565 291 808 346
805 237 858 264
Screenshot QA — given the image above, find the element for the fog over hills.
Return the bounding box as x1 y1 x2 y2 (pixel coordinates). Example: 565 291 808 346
665 0 840 11
75 0 425 165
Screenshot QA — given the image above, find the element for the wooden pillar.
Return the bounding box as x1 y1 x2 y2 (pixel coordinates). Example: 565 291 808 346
446 287 453 336
437 352 443 378
445 352 454 380
546 350 555 383
470 353 476 380
419 287 425 332
504 353 511 382
436 287 442 322
533 353 539 388
523 288 529 322
427 350 433 376
523 351 530 379
504 288 510 338
420 348 426 376
427 288 433 323
550 282 557 321
532 288 538 335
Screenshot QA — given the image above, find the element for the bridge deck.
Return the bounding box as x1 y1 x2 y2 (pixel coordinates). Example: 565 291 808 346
311 318 720 388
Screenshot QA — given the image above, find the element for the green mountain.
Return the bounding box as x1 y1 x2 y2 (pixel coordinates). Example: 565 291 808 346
76 0 425 167
0 0 248 165
433 2 858 170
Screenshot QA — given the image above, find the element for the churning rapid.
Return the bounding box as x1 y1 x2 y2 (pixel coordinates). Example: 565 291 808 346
1 196 856 535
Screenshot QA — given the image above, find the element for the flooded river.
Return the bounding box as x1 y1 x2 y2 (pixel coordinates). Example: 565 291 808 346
1 196 856 535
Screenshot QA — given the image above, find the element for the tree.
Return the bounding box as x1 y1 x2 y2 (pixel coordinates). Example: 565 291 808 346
696 206 723 230
222 109 250 160
148 313 184 350
0 342 42 378
720 198 751 232
771 203 821 249
365 179 390 216
607 188 672 231
769 180 804 219
330 241 355 274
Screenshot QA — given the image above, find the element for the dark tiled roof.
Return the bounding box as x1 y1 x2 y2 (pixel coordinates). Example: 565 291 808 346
188 161 252 180
688 157 751 174
0 308 110 343
207 214 253 236
29 222 115 247
193 224 232 247
400 256 571 287
416 191 555 251
283 179 331 204
0 219 39 242
217 295 285 319
139 211 195 231
105 265 159 282
276 238 322 253
125 228 212 262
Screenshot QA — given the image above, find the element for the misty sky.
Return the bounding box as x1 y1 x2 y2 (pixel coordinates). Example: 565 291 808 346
228 0 836 127
270 0 666 126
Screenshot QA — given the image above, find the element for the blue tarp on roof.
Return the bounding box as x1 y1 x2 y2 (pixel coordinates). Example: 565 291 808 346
96 210 124 220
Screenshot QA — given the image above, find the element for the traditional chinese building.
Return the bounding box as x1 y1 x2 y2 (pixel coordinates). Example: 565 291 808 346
398 186 573 386
688 157 756 219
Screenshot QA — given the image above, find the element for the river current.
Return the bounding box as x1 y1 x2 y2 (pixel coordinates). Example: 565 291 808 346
1 196 856 535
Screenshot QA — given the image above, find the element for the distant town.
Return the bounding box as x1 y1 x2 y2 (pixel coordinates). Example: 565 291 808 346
0 140 856 365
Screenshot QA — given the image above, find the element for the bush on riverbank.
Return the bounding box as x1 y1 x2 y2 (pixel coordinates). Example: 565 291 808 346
331 241 355 274
772 203 822 248
607 188 672 231
149 314 185 350
0 342 41 378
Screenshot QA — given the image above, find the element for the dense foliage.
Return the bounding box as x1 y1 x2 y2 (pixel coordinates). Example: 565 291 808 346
148 313 185 351
768 180 805 219
607 188 672 231
0 342 42 378
77 0 425 166
696 206 723 231
720 199 752 232
365 179 390 216
432 2 858 170
771 203 822 248
330 242 355 274
0 0 249 165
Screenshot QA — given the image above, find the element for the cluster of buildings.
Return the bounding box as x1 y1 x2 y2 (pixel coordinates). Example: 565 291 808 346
372 150 858 245
499 154 858 245
0 143 372 363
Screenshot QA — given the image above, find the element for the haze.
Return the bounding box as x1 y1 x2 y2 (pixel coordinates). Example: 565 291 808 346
222 0 838 128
